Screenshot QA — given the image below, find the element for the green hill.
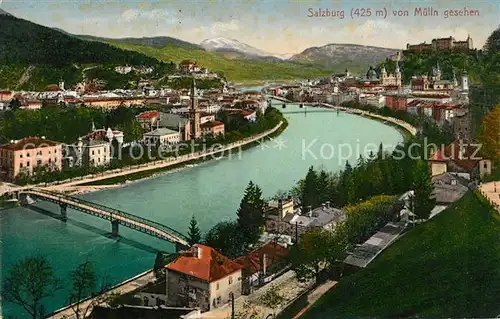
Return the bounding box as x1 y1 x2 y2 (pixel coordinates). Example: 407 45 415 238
74 34 202 50
108 41 336 83
302 191 500 318
0 15 161 67
0 13 168 90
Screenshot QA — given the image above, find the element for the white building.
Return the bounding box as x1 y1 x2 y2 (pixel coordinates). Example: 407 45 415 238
359 94 386 108
115 66 132 74
143 128 181 146
66 126 123 168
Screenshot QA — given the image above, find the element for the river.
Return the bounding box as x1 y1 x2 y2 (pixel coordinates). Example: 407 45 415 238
0 102 403 317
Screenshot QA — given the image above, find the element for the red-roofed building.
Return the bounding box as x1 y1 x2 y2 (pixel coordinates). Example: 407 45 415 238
45 84 60 92
234 243 290 294
201 120 225 137
429 140 492 179
0 90 13 102
136 111 160 130
385 94 408 111
165 244 243 311
179 60 198 74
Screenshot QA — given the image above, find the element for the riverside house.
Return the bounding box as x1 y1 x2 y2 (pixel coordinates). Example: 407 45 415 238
165 244 243 312
429 140 493 179
0 137 63 182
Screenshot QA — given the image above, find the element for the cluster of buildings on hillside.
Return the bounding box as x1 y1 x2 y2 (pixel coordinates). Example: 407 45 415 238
269 57 473 141
0 75 266 183
115 65 154 75
405 35 474 53
0 60 224 111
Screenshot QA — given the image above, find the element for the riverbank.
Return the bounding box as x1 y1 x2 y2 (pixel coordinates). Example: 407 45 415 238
52 119 287 187
317 103 417 138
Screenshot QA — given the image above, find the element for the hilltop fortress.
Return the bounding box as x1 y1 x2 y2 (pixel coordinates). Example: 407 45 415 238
406 35 473 53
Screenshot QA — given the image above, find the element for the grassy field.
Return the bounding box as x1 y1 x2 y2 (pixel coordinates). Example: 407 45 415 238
110 42 338 82
302 191 500 318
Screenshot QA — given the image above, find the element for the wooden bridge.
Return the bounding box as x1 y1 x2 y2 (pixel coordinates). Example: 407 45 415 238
19 188 189 249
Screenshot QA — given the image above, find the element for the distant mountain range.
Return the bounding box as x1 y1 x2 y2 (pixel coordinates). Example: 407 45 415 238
0 8 400 86
290 44 399 69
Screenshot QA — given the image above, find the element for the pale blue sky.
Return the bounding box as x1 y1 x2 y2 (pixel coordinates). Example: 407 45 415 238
1 0 499 54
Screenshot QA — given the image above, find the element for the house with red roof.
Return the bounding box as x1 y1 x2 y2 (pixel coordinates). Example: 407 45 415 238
429 140 492 179
179 60 199 74
201 120 225 137
136 111 160 130
0 90 13 102
234 243 290 295
165 244 243 312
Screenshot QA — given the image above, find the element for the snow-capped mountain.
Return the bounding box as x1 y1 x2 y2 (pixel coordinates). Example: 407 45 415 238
200 37 272 57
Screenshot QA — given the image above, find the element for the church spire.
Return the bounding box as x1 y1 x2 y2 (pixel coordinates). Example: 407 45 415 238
190 78 197 106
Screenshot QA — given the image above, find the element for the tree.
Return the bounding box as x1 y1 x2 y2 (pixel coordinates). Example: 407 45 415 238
291 229 334 282
1 256 61 319
68 261 111 319
8 98 21 110
236 181 265 248
484 26 500 53
187 215 202 246
204 221 245 259
477 105 500 162
317 169 330 205
153 251 166 278
300 166 318 209
412 160 436 220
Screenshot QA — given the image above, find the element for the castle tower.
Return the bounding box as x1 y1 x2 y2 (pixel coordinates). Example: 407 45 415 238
189 79 201 140
467 33 473 50
91 120 96 132
461 70 469 91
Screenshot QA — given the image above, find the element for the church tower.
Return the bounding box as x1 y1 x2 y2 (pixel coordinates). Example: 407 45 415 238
189 79 201 140
380 67 387 85
452 70 458 87
395 60 402 87
461 70 469 91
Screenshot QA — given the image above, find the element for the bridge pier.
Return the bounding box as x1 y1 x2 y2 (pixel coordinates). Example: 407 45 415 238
111 220 119 237
60 203 67 221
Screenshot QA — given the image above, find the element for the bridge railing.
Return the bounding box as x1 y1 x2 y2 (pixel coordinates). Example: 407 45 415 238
26 188 188 242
